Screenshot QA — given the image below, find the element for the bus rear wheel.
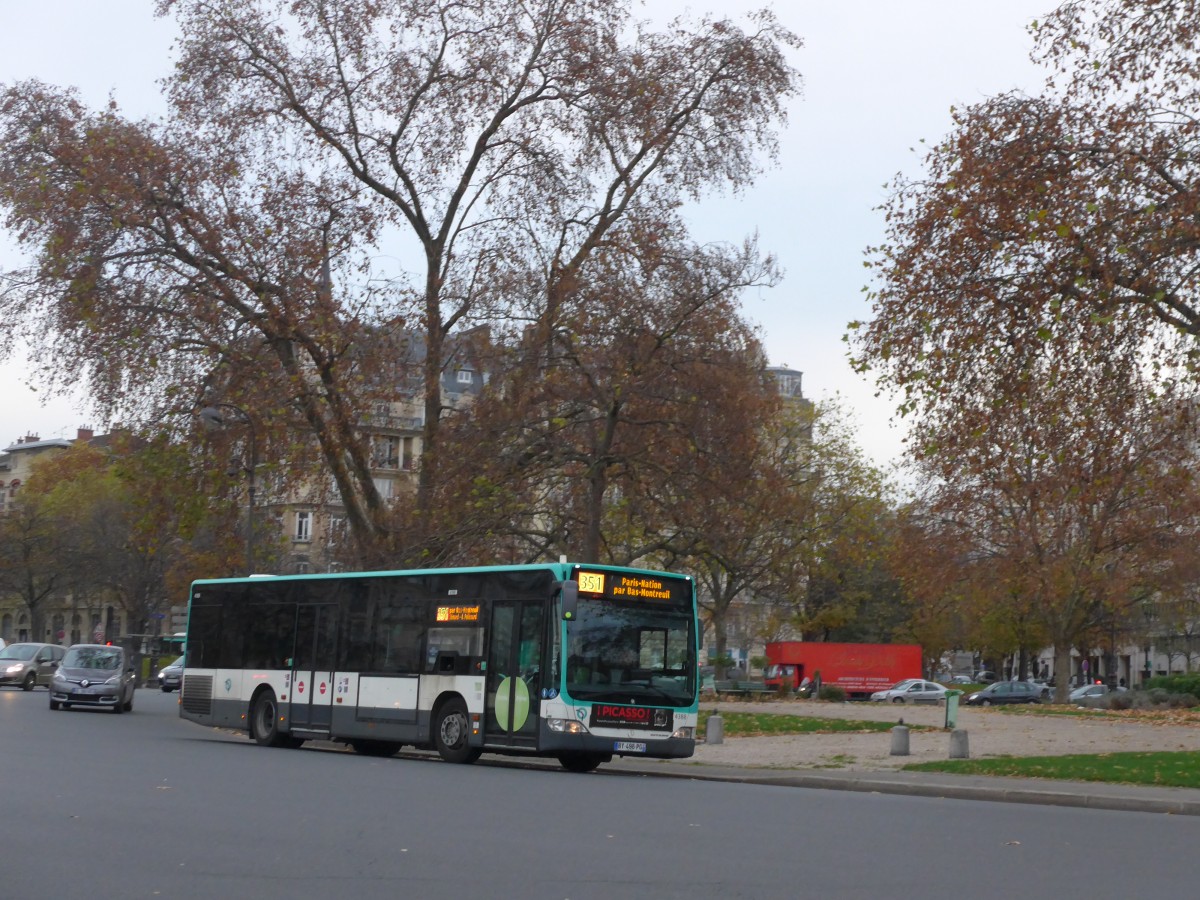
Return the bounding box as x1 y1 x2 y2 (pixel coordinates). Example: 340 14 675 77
350 740 402 757
557 752 610 774
250 689 301 748
434 699 482 764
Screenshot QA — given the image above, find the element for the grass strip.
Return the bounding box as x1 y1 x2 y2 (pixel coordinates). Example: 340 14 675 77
697 709 927 737
904 751 1200 789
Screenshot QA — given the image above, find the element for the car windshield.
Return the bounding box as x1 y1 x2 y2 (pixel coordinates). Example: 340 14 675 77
888 680 916 690
64 647 121 670
0 644 37 661
168 656 184 668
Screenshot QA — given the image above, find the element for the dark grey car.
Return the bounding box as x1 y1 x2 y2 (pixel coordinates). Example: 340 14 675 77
49 644 136 713
964 680 1047 706
158 655 184 692
0 643 66 691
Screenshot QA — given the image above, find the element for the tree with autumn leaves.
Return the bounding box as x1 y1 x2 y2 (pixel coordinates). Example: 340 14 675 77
0 437 249 661
856 0 1200 697
0 0 800 568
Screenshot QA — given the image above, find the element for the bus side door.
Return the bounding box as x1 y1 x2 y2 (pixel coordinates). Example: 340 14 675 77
290 603 338 731
485 599 544 748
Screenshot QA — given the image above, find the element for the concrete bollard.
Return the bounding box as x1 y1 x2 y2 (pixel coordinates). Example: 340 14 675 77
706 712 724 745
949 729 970 759
890 724 910 756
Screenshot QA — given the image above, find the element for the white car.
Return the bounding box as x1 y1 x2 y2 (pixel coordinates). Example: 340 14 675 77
870 679 949 704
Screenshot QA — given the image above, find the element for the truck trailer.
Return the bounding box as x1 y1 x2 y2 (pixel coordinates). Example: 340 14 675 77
763 642 923 699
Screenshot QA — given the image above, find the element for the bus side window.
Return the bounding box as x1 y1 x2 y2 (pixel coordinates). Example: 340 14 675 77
372 598 424 674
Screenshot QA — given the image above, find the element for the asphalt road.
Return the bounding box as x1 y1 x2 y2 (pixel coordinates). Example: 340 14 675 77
2 686 1197 899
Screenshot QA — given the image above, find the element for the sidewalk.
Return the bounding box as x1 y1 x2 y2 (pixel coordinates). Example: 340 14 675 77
591 699 1200 815
602 755 1200 816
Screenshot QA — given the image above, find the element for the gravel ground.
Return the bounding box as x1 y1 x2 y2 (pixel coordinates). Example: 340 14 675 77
690 699 1200 771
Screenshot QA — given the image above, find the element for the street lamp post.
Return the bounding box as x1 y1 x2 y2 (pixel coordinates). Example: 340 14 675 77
199 403 257 576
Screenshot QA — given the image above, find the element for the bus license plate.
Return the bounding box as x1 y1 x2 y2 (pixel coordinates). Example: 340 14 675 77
614 741 647 753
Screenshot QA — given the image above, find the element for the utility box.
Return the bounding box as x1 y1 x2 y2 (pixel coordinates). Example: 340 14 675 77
945 690 963 729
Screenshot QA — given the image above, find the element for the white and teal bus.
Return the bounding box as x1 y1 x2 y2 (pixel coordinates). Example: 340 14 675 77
179 562 698 772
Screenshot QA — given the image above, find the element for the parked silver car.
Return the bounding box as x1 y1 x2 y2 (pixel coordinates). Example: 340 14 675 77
869 679 949 704
158 655 184 692
1069 683 1127 703
0 642 66 691
49 644 136 713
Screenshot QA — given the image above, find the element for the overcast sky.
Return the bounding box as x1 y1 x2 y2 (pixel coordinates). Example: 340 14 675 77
0 1 1053 468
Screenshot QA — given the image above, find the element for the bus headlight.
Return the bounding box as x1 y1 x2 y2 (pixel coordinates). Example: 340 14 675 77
672 726 694 740
546 718 589 734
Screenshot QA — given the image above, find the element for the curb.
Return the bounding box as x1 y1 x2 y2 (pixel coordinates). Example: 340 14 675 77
602 759 1200 816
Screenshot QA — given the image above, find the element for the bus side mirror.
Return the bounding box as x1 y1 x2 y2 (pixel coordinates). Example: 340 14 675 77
560 581 578 621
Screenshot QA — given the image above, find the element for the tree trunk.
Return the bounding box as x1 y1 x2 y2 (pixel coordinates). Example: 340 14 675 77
1053 644 1073 703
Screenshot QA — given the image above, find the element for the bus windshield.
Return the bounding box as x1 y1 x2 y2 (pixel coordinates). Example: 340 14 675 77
565 597 695 706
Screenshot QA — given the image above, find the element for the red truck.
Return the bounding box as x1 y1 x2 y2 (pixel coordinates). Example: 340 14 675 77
763 642 923 699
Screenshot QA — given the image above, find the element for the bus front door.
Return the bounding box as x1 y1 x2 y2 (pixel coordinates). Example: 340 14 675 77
290 604 337 732
485 600 544 749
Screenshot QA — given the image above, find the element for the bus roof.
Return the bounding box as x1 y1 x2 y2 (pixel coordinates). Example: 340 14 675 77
189 561 692 588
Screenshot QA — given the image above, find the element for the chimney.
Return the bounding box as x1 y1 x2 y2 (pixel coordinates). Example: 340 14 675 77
76 427 95 442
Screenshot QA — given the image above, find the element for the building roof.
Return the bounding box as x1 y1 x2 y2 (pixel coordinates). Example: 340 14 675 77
2 437 73 454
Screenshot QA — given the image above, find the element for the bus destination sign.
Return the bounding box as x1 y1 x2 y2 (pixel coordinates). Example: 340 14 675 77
576 570 685 604
436 605 480 622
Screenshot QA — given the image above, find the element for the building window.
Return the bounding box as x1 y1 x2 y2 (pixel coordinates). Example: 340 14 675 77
456 370 473 384
295 511 312 542
371 435 400 469
295 559 311 574
373 477 395 500
327 516 346 546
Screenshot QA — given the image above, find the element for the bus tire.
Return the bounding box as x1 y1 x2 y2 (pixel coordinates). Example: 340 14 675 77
350 740 402 757
557 752 609 773
250 688 290 747
434 698 481 764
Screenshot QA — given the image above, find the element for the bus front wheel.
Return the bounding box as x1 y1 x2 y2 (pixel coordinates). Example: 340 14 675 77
351 740 403 757
557 752 610 773
434 699 482 764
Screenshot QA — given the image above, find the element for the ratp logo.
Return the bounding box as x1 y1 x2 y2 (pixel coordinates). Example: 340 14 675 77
224 678 232 693
575 707 587 721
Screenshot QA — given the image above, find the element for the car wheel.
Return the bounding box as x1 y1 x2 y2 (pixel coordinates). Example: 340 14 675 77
892 696 905 704
433 698 482 764
22 671 36 691
61 703 71 710
161 685 171 693
123 693 133 712
981 699 992 707
50 699 60 711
